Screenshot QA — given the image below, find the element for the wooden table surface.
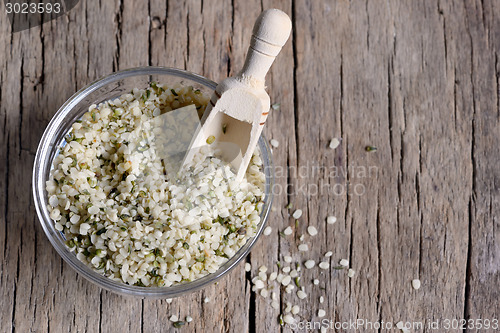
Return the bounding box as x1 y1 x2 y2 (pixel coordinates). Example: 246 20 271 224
1 0 499 332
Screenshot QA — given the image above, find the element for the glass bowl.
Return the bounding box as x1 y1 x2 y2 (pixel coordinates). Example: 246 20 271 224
32 67 274 298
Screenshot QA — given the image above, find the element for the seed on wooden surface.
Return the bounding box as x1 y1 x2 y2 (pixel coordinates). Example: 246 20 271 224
292 209 303 219
329 138 340 149
283 314 295 324
307 226 318 236
297 290 307 299
319 261 330 270
304 260 315 269
298 244 309 252
326 216 337 224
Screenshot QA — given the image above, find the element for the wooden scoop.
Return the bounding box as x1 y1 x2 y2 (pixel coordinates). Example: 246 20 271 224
182 9 292 182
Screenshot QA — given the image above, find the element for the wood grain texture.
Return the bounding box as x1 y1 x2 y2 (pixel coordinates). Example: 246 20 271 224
0 0 499 332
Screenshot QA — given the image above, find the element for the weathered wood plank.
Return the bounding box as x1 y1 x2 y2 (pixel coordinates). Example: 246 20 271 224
463 0 500 325
290 0 381 330
379 1 473 331
0 12 18 333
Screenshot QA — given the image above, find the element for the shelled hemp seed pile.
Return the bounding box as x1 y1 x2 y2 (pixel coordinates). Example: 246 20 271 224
45 82 266 287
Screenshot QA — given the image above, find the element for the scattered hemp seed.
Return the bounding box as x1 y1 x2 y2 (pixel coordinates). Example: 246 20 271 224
282 266 291 273
324 251 333 257
319 296 324 303
259 265 268 273
263 226 272 236
313 279 319 285
270 139 280 148
169 315 179 322
245 263 251 272
204 297 211 303
304 260 315 269
329 138 340 149
412 279 421 290
281 275 292 286
272 103 281 110
319 261 330 270
365 145 377 152
185 316 193 323
283 226 293 235
292 209 303 219
291 305 299 315
254 280 265 289
326 216 337 224
307 226 318 236
318 309 326 318
283 314 295 324
284 256 292 263
348 268 356 278
339 259 349 267
297 290 307 299
298 244 309 252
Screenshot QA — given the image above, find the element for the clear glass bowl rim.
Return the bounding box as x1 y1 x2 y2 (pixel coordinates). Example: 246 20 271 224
32 66 274 298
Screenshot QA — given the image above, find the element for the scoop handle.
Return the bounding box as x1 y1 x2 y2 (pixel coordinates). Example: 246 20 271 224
238 9 292 84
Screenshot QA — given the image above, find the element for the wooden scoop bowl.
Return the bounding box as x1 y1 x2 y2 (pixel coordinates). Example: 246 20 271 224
182 9 292 182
